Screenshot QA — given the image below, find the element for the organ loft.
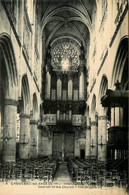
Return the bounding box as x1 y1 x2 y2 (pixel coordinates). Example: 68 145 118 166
0 0 128 188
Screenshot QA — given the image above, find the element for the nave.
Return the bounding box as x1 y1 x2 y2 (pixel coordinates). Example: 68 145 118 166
53 162 72 184
0 1 128 193
0 156 128 188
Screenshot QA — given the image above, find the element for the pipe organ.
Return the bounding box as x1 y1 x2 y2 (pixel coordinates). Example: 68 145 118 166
41 42 87 160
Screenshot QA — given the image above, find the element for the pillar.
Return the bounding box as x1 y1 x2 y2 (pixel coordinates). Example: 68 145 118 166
98 115 107 161
0 103 2 159
0 103 1 138
68 73 73 100
90 115 98 159
57 104 60 121
62 132 65 162
111 107 124 127
30 120 38 158
85 117 91 159
63 113 65 121
79 67 84 100
19 113 30 159
69 110 72 121
45 70 51 99
57 73 62 100
74 131 80 157
2 99 17 162
37 126 42 157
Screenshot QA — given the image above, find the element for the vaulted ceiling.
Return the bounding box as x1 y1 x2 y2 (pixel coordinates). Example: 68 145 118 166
37 0 97 53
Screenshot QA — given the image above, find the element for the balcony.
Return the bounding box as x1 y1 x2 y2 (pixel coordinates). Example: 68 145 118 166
41 114 85 127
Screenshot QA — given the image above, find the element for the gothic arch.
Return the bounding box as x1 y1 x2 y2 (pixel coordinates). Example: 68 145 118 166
32 93 38 119
21 75 31 115
41 6 92 32
86 105 90 125
46 22 87 49
111 37 128 88
91 94 96 117
99 75 108 100
0 33 18 162
0 33 18 99
98 75 108 115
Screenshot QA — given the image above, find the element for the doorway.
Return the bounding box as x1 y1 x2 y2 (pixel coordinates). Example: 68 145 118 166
80 149 85 159
52 132 75 160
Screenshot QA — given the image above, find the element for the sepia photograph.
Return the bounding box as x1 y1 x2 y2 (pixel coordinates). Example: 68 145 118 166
0 0 128 195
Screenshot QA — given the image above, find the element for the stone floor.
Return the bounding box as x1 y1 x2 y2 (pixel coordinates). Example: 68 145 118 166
53 162 73 185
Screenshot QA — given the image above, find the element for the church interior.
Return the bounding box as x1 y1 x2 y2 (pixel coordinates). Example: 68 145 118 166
0 0 128 188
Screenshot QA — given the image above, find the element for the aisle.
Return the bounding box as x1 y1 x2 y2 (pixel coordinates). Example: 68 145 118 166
53 162 73 185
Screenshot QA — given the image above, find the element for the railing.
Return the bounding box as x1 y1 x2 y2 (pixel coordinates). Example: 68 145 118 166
41 114 85 126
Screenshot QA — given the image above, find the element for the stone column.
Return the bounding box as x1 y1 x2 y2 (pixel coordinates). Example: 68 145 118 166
79 67 84 100
69 110 72 121
74 131 80 157
57 104 60 121
0 104 3 159
37 126 42 157
62 132 65 162
2 99 17 162
90 116 98 159
68 73 73 100
111 107 124 127
57 73 62 100
98 115 107 161
19 113 30 159
0 104 1 138
111 107 115 126
63 113 65 121
30 120 38 158
85 118 91 159
45 71 51 99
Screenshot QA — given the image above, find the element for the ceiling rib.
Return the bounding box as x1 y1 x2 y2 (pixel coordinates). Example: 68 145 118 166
41 6 92 32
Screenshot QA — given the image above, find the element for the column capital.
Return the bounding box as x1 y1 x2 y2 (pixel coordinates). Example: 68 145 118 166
4 99 18 106
20 113 30 119
98 116 107 120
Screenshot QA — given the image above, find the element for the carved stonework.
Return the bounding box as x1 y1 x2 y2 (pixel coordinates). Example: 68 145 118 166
4 99 18 106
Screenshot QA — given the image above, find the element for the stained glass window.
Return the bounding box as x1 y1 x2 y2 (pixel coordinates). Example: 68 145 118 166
51 43 79 70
